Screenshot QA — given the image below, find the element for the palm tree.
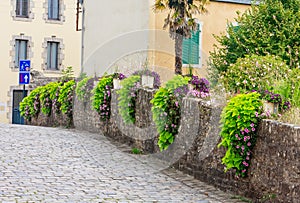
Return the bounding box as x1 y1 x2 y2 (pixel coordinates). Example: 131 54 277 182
154 0 209 75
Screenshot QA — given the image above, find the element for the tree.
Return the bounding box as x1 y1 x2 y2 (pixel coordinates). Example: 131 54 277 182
209 0 300 84
154 0 209 75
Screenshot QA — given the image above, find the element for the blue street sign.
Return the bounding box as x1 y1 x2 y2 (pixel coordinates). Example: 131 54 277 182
19 60 31 72
19 72 30 85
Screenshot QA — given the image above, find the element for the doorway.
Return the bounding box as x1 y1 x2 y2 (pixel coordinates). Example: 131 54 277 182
12 89 27 124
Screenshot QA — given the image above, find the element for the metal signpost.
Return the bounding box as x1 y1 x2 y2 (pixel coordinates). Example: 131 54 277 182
19 60 31 98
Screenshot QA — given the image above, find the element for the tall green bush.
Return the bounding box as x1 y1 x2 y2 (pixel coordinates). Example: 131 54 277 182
209 0 300 84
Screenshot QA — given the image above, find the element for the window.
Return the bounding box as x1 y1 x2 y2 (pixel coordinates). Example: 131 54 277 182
48 0 59 20
15 39 28 68
47 42 59 70
182 23 202 67
16 0 29 17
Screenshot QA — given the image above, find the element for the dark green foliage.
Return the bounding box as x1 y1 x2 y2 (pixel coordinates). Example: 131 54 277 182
209 0 300 84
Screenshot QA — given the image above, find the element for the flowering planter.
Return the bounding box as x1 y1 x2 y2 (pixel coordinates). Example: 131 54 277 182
263 101 279 114
141 75 154 89
113 79 122 89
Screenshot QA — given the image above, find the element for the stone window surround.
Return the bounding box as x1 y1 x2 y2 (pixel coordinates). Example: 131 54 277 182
11 0 35 22
43 0 66 24
9 34 34 71
42 36 65 73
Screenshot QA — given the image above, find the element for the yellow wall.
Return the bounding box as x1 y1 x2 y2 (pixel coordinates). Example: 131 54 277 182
149 1 250 82
0 0 81 123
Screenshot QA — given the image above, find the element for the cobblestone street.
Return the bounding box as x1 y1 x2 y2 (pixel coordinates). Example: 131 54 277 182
0 124 245 203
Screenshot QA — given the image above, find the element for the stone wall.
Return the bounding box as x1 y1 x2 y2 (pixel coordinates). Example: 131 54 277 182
29 86 299 202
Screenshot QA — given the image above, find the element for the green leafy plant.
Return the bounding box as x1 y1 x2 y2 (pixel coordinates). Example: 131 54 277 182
209 0 300 85
92 76 113 121
131 148 142 154
20 86 44 121
219 92 263 177
76 76 92 101
220 55 289 93
151 75 190 151
61 66 74 82
50 82 63 115
40 83 55 116
58 80 75 124
117 75 141 124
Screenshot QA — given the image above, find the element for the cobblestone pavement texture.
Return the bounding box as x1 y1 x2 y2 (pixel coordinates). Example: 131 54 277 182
0 124 246 203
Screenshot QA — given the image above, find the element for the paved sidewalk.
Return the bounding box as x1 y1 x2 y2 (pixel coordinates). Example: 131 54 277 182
0 124 246 203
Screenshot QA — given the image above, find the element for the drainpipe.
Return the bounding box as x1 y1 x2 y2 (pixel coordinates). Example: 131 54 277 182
79 0 85 74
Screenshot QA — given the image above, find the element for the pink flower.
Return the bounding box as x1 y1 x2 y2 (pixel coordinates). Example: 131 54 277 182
236 145 240 149
250 123 254 128
242 161 249 167
175 101 179 107
246 156 250 160
244 128 250 133
242 169 247 173
252 127 255 132
241 146 245 151
247 142 251 147
255 112 259 117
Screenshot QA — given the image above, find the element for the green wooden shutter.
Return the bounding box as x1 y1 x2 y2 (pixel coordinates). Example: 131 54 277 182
182 25 200 65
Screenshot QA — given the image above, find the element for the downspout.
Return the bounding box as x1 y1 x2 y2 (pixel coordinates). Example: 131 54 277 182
77 0 84 73
80 1 85 74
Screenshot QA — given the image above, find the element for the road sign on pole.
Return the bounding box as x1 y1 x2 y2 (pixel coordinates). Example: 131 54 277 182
19 60 31 85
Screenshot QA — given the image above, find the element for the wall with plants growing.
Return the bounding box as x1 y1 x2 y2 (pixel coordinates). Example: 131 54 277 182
21 70 299 202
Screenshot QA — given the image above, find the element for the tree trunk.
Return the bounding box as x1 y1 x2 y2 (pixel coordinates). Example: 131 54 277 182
175 29 183 75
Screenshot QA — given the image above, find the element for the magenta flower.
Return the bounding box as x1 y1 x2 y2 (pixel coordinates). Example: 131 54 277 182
244 128 250 133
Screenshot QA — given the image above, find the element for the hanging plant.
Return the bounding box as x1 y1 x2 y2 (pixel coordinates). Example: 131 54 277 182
117 75 141 124
20 86 43 121
92 76 114 121
76 76 92 101
58 80 75 124
151 75 190 151
218 92 263 178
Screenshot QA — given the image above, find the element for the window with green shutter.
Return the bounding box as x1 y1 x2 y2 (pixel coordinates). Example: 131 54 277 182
182 24 201 66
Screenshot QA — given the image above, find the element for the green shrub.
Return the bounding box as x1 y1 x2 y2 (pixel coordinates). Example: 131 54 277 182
219 92 263 177
209 0 300 85
151 75 190 151
220 55 289 93
117 75 141 124
273 68 300 108
92 76 113 121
